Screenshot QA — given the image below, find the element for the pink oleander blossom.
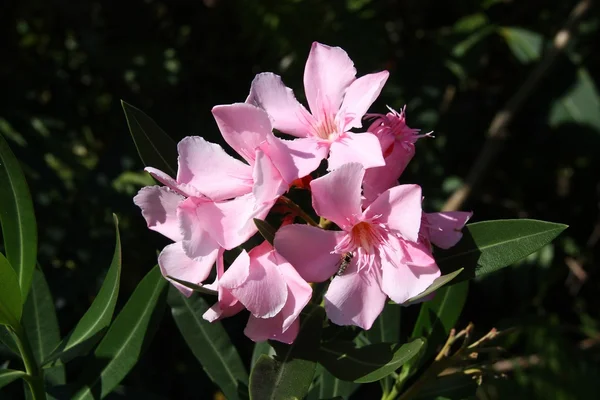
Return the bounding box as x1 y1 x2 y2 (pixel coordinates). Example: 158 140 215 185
274 163 440 330
203 242 312 344
363 106 431 203
134 103 295 295
247 42 388 172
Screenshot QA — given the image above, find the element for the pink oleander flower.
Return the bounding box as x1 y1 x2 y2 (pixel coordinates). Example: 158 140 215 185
274 163 440 330
203 242 312 344
247 42 388 173
422 211 473 249
134 103 293 295
363 106 431 203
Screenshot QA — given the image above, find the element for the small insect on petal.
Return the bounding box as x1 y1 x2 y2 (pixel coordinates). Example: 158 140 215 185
336 252 354 276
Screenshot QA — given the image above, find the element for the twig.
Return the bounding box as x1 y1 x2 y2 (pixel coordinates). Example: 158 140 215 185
442 0 592 212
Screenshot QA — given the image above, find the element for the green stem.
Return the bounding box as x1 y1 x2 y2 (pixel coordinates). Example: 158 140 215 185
12 326 46 400
280 196 319 227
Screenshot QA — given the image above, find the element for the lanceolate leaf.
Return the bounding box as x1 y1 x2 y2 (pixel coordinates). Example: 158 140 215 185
405 269 464 304
249 304 325 400
365 303 401 394
251 341 273 368
549 68 600 129
45 215 122 365
411 282 469 362
319 338 425 383
318 369 360 400
121 101 178 176
72 266 168 400
253 219 276 245
22 267 65 385
0 253 22 328
499 27 543 63
0 326 19 355
0 133 37 300
168 287 248 400
0 369 27 389
437 219 567 283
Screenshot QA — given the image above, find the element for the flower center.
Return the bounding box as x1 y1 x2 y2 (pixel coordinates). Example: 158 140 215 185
333 219 391 273
314 114 340 141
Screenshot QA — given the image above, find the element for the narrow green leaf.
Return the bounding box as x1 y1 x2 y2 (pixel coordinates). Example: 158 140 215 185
253 219 276 245
0 369 27 389
249 304 325 400
44 215 122 366
437 219 567 283
405 269 464 304
72 266 168 400
365 303 401 394
121 101 178 176
411 282 469 362
549 68 600 129
166 276 217 296
319 338 425 383
0 133 37 300
0 253 22 328
168 287 248 400
0 326 19 355
500 27 543 63
22 267 65 385
251 341 273 368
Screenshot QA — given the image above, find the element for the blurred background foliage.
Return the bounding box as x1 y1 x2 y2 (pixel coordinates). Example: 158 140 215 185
1 0 599 398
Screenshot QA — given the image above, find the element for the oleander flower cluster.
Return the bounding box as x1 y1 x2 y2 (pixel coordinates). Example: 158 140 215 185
134 42 472 344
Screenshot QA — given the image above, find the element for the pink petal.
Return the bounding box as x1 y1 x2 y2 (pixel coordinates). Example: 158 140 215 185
203 250 244 321
218 249 251 289
324 261 387 330
381 241 440 304
327 132 385 171
340 71 389 130
159 242 217 297
145 167 203 198
261 135 329 184
176 136 253 201
426 211 473 249
252 149 288 206
364 184 422 242
246 72 313 138
303 42 356 119
134 186 184 242
203 300 244 322
212 103 273 164
195 193 272 249
225 247 289 318
178 199 222 260
362 143 415 206
311 163 364 229
275 253 312 331
274 224 345 282
244 313 300 344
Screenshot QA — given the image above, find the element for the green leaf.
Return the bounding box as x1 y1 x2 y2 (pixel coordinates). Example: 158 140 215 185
168 287 248 400
72 266 168 400
437 219 567 283
121 101 178 176
44 215 122 366
549 68 600 129
411 282 469 362
166 276 217 296
0 133 37 300
319 338 426 383
365 303 401 393
249 304 325 400
254 218 276 245
251 341 273 368
0 253 22 328
405 269 464 304
500 27 543 63
0 326 19 355
21 267 65 385
0 369 27 389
